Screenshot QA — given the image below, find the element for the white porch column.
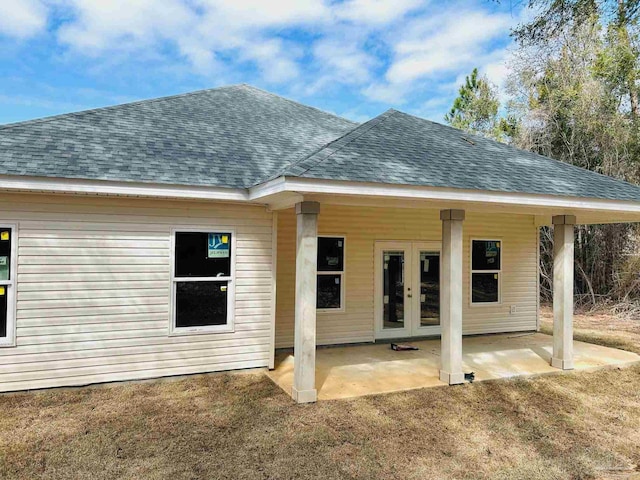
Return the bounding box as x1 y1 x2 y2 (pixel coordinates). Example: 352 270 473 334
292 201 320 403
439 209 465 385
551 215 575 370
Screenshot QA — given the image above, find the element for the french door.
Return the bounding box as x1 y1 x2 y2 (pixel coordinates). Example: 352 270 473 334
374 241 441 339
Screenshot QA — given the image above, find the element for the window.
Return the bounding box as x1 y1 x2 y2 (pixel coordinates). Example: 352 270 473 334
171 230 235 334
317 236 345 310
0 226 16 347
471 239 501 304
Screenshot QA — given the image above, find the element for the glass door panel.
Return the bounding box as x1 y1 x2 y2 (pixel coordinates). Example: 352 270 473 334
382 250 406 330
419 251 440 327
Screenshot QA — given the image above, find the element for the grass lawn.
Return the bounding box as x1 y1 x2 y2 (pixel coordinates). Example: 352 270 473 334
1 308 640 480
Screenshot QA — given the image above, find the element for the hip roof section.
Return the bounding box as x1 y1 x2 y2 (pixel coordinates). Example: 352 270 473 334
0 84 356 189
280 109 640 203
1 85 640 204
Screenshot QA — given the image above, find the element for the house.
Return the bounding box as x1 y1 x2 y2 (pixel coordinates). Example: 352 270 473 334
0 84 638 403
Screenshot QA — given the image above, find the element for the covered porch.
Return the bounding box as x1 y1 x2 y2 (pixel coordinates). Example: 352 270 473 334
268 332 640 401
256 179 640 403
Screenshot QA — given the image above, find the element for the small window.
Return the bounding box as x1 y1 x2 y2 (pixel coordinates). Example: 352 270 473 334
0 226 16 347
317 236 345 310
171 230 234 334
471 240 501 304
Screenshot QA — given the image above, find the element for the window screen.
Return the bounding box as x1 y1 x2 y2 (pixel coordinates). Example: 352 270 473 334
317 236 345 310
471 273 499 303
172 231 234 332
176 281 228 328
471 240 501 304
0 227 14 345
0 290 6 338
317 274 341 309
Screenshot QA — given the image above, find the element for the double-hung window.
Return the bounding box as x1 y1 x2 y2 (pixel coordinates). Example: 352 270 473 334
171 229 235 334
470 239 501 305
0 225 16 347
316 236 345 311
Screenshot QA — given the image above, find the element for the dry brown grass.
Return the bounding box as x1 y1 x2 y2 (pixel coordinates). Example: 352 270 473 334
1 310 640 480
540 305 640 355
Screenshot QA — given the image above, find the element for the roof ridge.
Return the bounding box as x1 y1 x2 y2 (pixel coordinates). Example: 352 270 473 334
241 84 358 126
0 84 248 131
278 109 398 179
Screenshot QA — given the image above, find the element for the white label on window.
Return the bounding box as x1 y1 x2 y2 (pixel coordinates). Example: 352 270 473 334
337 240 343 247
421 294 426 302
383 295 389 304
335 277 340 284
327 256 339 266
423 259 429 272
384 262 388 270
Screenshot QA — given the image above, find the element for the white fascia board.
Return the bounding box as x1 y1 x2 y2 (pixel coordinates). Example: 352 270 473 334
248 176 286 199
250 176 640 216
0 175 250 202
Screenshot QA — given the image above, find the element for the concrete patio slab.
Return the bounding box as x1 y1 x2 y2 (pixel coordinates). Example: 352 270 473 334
267 333 640 401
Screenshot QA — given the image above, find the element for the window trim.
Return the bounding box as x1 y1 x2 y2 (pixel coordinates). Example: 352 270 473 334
469 238 502 307
169 227 236 335
317 234 346 313
0 223 17 347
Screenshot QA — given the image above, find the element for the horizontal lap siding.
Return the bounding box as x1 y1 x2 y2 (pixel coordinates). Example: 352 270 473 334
275 205 537 348
0 193 273 392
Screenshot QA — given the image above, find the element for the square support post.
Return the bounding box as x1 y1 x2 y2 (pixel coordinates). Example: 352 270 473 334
551 215 576 370
439 209 465 385
292 201 320 403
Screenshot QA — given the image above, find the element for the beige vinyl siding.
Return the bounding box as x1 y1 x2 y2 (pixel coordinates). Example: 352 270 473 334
0 193 274 392
275 205 538 348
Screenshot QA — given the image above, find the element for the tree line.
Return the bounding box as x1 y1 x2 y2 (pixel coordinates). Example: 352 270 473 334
446 0 640 309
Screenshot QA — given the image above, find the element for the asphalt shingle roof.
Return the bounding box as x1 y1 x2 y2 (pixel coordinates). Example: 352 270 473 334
1 86 639 203
0 84 356 189
281 109 640 202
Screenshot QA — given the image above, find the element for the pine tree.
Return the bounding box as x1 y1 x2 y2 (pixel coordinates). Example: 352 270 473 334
444 68 511 141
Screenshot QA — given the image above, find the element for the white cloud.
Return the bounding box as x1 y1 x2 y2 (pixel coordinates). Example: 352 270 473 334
57 0 197 54
357 5 515 104
387 9 512 84
313 38 377 85
197 0 330 28
0 0 48 38
1 0 523 114
361 82 406 103
335 0 423 25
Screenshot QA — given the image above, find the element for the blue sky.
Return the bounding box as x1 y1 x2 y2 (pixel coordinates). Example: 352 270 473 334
0 0 527 125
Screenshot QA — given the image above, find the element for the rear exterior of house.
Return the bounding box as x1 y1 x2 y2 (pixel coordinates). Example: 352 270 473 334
0 84 638 400
0 192 538 392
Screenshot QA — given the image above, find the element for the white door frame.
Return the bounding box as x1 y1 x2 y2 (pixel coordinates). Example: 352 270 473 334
411 241 442 337
374 241 412 339
374 240 442 339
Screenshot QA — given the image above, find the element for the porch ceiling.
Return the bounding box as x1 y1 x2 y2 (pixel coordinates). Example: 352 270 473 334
267 333 640 401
